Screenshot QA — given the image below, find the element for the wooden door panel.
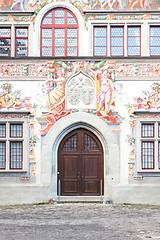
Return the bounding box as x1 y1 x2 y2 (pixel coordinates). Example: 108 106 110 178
63 156 78 178
83 180 99 194
63 180 79 194
61 155 79 195
58 128 103 196
82 155 100 195
82 156 99 178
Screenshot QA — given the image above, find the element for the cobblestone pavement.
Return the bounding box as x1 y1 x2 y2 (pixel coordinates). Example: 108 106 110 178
0 203 160 240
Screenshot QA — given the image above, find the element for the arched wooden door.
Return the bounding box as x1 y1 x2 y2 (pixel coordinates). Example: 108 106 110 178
58 128 104 196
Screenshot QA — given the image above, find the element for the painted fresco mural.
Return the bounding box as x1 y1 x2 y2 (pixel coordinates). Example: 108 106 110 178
40 60 122 135
1 0 160 12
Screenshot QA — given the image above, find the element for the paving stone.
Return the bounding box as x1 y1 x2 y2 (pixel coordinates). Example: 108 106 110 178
0 203 160 240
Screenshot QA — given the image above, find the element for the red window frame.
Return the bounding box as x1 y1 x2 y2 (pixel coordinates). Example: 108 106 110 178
0 142 6 170
0 124 6 138
93 26 107 56
127 26 141 56
141 141 154 170
141 123 154 138
150 26 160 56
10 141 23 170
10 123 23 138
15 27 28 57
110 26 124 56
0 27 11 57
41 8 79 57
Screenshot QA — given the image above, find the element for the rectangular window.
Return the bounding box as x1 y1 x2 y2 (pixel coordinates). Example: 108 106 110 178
10 142 23 170
141 141 154 169
0 28 11 57
127 26 141 56
150 26 160 56
93 27 107 56
110 26 124 56
0 122 24 171
15 27 28 57
140 122 160 170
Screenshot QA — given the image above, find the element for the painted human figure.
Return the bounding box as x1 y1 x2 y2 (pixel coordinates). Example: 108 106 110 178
10 0 24 11
96 71 113 114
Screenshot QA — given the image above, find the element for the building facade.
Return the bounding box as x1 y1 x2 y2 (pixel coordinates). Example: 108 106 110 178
1 0 160 205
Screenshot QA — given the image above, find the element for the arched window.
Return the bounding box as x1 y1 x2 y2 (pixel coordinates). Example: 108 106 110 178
41 8 78 57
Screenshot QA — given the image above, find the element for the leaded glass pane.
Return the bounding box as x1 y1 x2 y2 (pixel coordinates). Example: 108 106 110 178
62 134 77 151
0 28 10 37
128 27 140 36
10 124 22 138
95 38 106 46
16 28 27 37
84 134 99 150
42 38 52 46
55 47 65 56
150 27 160 36
111 47 123 55
43 17 52 25
42 29 52 38
142 141 154 169
111 37 123 46
42 47 52 56
0 142 5 169
67 12 77 24
111 27 123 36
0 46 10 56
150 37 160 46
150 47 160 55
128 47 140 55
16 48 27 56
55 10 64 17
0 124 6 138
142 124 154 137
10 142 22 169
55 17 65 24
67 47 77 56
67 38 77 46
67 29 77 38
128 37 140 46
94 47 106 56
94 27 106 37
16 39 27 47
55 29 65 38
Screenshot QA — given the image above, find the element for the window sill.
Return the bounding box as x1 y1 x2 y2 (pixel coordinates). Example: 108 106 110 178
137 170 160 173
0 170 27 173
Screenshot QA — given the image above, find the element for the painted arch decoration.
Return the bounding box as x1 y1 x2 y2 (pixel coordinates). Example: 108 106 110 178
1 0 160 12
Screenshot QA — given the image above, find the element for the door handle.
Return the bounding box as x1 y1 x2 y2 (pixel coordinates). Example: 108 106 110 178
78 172 81 179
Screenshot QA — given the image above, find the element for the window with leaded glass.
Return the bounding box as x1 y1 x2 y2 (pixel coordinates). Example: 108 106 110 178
15 27 28 57
41 8 78 57
93 27 107 56
127 26 141 56
0 122 24 171
110 26 124 56
0 28 11 57
150 26 160 56
141 122 160 170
